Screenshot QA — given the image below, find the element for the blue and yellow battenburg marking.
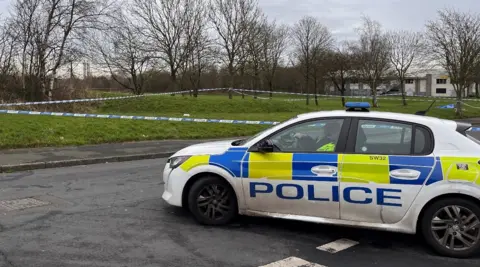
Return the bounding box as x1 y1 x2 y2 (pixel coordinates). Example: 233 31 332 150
179 147 480 186
180 147 247 177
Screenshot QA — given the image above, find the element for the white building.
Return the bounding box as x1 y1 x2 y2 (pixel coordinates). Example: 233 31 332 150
325 68 478 97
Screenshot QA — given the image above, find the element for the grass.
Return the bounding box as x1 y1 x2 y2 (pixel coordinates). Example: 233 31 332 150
1 93 479 149
0 115 263 149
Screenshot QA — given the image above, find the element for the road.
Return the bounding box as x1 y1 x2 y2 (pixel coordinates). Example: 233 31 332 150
0 159 479 267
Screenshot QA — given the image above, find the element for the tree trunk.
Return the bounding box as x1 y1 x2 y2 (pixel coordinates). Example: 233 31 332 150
456 89 463 117
170 71 177 96
228 63 234 99
340 90 345 107
371 82 378 107
268 79 273 98
476 83 479 98
305 77 309 105
400 80 407 106
48 72 55 100
314 78 318 106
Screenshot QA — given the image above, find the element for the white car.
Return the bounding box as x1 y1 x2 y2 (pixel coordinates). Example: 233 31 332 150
162 102 480 258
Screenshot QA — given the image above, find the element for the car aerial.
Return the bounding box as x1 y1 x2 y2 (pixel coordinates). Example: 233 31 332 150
162 102 480 258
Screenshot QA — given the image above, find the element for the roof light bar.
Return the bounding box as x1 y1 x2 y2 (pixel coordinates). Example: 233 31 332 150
345 102 371 112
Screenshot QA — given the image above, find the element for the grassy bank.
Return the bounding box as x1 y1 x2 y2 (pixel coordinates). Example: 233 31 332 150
1 94 478 149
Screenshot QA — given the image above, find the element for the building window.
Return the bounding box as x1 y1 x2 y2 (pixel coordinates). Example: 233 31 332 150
436 79 447 84
436 88 447 94
405 79 414 84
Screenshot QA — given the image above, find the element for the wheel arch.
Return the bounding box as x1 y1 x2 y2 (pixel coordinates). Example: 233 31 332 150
415 193 480 233
181 171 241 210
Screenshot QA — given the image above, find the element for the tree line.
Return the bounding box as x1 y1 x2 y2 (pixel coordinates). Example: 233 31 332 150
1 0 480 116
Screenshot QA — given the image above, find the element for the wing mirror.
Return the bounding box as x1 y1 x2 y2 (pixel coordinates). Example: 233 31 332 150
253 139 274 153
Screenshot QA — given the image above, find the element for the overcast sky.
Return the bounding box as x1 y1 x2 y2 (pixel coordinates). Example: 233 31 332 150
0 0 478 41
260 0 479 41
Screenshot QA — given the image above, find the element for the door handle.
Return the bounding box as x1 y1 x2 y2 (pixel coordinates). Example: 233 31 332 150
311 165 337 176
390 169 421 180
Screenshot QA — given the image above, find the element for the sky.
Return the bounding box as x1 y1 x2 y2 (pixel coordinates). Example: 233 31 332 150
258 0 479 41
0 0 478 40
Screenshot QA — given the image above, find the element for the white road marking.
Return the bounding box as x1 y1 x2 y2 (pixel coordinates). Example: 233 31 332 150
259 256 327 267
0 197 50 211
316 238 359 253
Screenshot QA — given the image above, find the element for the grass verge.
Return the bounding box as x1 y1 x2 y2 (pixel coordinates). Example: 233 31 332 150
1 94 479 149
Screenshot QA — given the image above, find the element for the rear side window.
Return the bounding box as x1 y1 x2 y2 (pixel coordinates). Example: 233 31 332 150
466 134 480 145
466 129 480 145
456 122 480 145
414 126 433 154
354 119 433 155
355 120 413 155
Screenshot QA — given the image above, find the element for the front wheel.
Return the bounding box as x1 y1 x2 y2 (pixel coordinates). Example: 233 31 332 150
187 175 238 225
421 198 480 258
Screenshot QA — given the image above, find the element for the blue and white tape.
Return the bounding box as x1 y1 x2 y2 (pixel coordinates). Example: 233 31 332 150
0 88 227 107
0 109 279 125
233 89 480 102
2 108 480 131
0 95 144 107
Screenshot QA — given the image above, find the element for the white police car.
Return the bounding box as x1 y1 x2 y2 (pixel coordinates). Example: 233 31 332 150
162 102 480 258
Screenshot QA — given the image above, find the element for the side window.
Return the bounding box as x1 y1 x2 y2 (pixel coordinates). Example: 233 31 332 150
355 120 412 155
414 126 433 155
269 119 345 153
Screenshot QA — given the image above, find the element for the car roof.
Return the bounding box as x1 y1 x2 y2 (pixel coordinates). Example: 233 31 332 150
296 110 455 127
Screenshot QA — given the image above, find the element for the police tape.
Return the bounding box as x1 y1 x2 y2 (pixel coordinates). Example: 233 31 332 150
3 108 480 133
233 89 480 102
0 88 227 107
231 89 436 102
0 109 280 125
230 89 271 99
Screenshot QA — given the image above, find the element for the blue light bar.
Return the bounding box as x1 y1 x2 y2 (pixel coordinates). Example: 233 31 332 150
345 102 371 109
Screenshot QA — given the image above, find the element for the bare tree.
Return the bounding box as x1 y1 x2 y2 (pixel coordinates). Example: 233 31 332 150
291 16 333 105
0 20 20 100
186 25 216 97
132 0 205 94
324 42 355 106
208 0 261 98
245 14 267 96
426 9 480 116
89 7 153 95
387 30 426 106
349 16 391 107
260 20 288 97
10 0 40 97
8 0 111 100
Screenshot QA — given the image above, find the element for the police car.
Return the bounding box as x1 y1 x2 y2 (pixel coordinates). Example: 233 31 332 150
162 102 480 258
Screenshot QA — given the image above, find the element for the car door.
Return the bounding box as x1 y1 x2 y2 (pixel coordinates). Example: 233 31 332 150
339 118 436 224
241 118 350 219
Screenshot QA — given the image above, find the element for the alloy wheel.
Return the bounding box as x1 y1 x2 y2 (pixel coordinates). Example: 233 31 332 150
430 205 480 251
196 184 232 221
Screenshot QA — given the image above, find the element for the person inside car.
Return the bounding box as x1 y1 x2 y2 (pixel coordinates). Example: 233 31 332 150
293 121 342 152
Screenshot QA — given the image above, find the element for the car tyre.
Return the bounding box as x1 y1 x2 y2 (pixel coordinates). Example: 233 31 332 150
421 197 480 258
187 175 237 225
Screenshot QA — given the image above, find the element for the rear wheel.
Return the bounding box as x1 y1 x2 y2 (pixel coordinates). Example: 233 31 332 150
187 175 237 225
421 197 480 258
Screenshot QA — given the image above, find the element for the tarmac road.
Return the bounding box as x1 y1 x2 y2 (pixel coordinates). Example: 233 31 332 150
0 159 479 267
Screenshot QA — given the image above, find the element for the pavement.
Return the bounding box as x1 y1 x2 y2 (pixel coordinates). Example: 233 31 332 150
0 159 479 267
0 139 228 173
